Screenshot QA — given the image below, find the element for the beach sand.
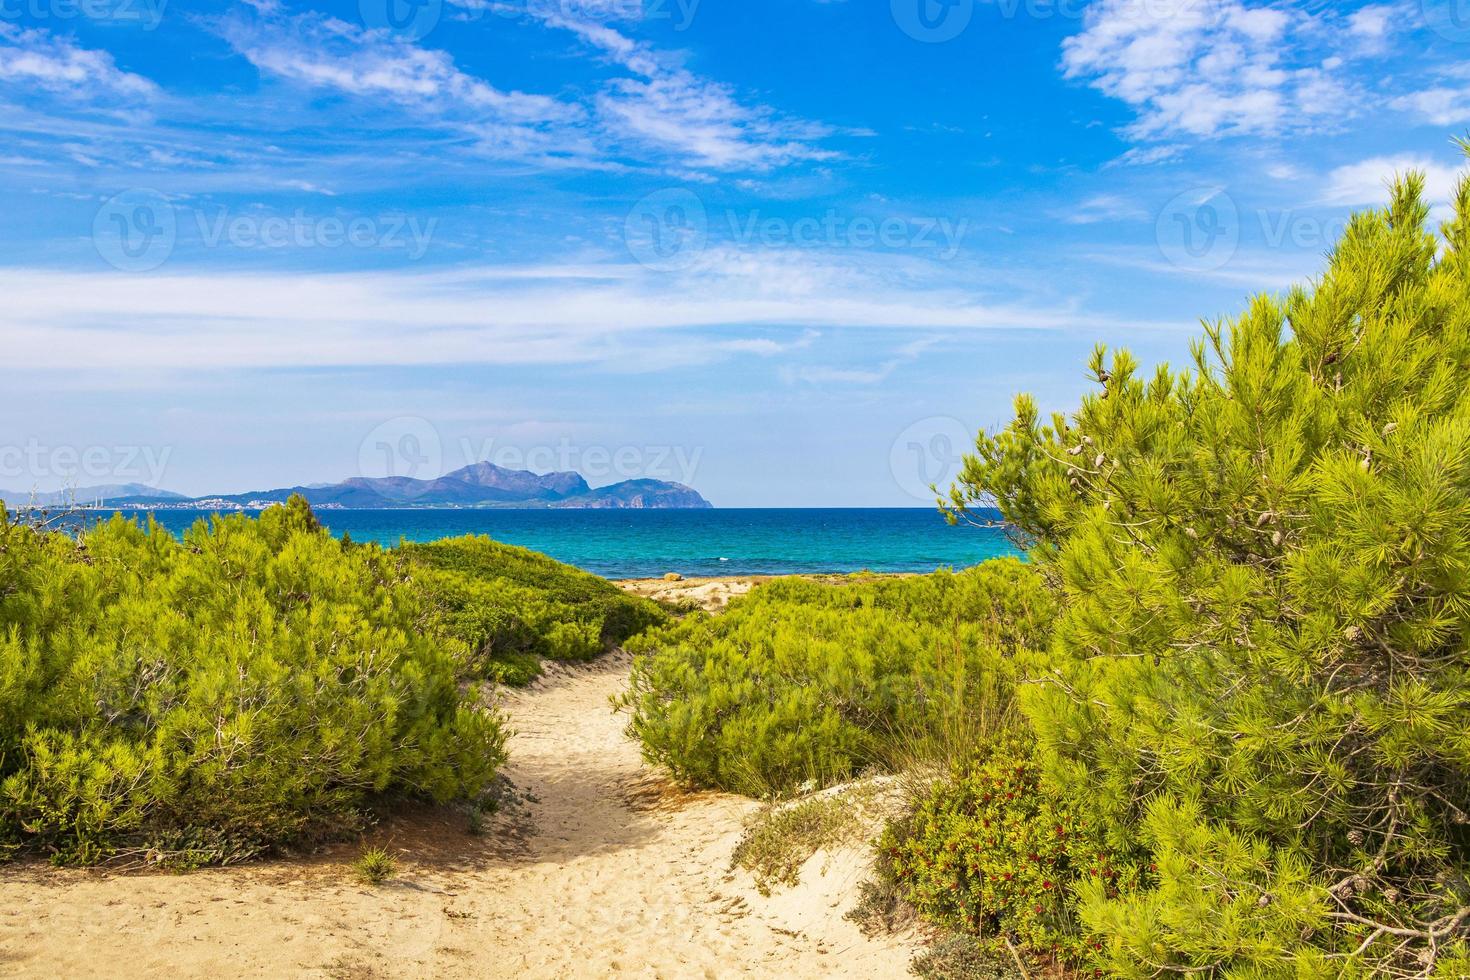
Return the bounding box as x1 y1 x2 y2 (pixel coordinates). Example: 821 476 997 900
617 573 913 614
617 576 766 612
0 653 918 978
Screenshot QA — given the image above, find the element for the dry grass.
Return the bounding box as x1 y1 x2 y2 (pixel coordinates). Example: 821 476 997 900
730 785 879 896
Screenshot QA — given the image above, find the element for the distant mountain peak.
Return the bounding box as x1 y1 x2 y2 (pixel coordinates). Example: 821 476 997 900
18 460 713 511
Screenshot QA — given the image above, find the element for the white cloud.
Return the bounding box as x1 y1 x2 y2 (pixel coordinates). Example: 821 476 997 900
1061 0 1361 142
1390 86 1470 127
1320 156 1464 207
541 13 836 171
1110 143 1185 166
1060 193 1148 224
0 248 1155 372
215 6 833 174
0 23 157 100
219 12 598 165
784 335 941 386
1345 3 1399 53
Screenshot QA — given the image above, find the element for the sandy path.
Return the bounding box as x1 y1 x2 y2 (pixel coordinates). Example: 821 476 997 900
0 656 916 978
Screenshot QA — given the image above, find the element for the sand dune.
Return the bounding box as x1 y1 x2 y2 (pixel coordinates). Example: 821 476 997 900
0 654 918 978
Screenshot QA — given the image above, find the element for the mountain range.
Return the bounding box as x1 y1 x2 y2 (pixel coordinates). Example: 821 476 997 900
1 463 712 511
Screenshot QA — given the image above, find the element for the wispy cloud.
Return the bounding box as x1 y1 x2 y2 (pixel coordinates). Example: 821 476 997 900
0 246 1155 372
217 10 601 166
211 4 834 175
535 11 837 170
1057 193 1147 225
0 22 158 100
784 335 942 386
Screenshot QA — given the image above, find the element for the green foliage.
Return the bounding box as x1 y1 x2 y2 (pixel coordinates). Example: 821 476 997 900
943 157 1470 972
1079 798 1335 979
883 734 1141 965
619 562 1053 797
403 535 665 683
0 496 505 866
354 845 397 885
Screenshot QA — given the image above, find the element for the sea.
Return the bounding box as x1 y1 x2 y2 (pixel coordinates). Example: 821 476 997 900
102 507 1020 580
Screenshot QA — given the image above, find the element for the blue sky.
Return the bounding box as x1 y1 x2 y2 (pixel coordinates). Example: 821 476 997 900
2 0 1468 506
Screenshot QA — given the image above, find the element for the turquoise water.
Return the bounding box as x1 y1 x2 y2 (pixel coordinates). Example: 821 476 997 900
117 508 1019 579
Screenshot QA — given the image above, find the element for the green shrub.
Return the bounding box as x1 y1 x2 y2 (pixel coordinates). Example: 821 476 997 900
0 496 505 866
403 535 664 683
354 845 397 885
883 734 1140 965
943 157 1470 972
619 562 1053 797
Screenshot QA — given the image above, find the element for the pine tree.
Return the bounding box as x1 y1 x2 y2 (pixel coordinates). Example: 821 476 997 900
945 145 1470 975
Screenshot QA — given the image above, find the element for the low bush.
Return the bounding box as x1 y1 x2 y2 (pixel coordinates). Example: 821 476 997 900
403 535 665 683
0 497 505 867
354 845 397 885
619 561 1053 798
881 734 1141 965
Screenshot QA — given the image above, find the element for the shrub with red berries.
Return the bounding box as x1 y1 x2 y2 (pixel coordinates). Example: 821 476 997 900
880 733 1142 964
